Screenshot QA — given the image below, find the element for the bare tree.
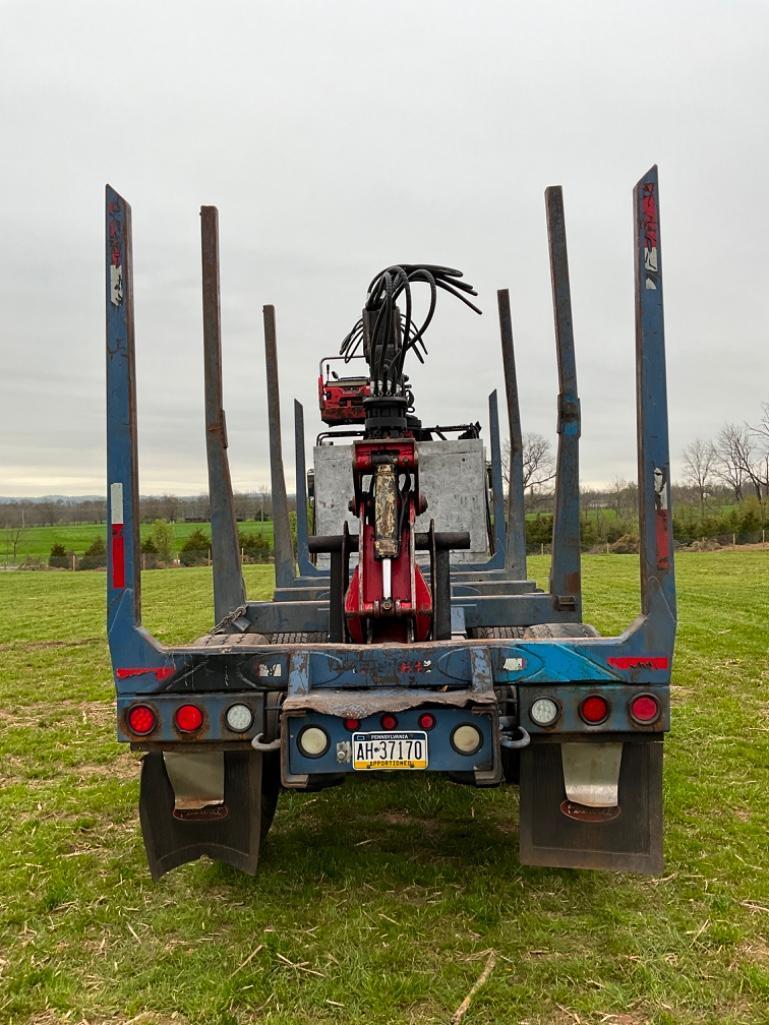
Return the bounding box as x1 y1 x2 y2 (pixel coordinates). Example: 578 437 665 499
682 438 716 519
3 525 24 568
504 433 555 495
713 423 749 501
747 402 769 504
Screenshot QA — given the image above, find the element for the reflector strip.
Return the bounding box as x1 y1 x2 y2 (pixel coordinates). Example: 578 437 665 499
110 482 124 524
608 656 668 670
110 482 125 589
111 524 125 588
116 666 175 681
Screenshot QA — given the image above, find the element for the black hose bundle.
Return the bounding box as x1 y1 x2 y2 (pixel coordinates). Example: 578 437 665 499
340 264 481 397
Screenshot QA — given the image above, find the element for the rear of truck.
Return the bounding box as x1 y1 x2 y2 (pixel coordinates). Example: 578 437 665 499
106 167 674 879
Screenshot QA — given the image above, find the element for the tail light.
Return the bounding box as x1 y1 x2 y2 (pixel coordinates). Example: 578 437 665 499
175 704 204 732
529 698 560 727
297 726 330 757
629 693 660 724
344 718 361 731
381 714 398 730
451 723 483 755
579 695 610 725
225 703 253 732
127 704 156 736
418 713 436 730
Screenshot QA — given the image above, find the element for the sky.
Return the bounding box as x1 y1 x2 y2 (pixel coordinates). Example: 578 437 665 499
1 0 767 497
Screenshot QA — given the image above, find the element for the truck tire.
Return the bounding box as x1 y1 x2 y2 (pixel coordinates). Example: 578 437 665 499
466 626 527 639
267 632 327 644
521 623 600 638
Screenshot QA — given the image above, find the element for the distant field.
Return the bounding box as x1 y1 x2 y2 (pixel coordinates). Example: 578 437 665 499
0 519 274 562
1 552 768 1024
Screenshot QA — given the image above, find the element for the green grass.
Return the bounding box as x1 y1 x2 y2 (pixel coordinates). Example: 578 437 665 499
1 553 768 1024
0 520 274 563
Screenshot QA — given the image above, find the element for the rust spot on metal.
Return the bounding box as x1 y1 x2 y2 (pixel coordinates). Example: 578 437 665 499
173 805 229 822
564 571 581 595
560 800 621 823
283 687 495 718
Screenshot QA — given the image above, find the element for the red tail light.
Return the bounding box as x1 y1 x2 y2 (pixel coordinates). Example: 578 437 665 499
175 704 204 732
344 718 361 731
629 694 660 724
579 695 609 725
418 712 436 730
381 714 398 730
127 704 156 736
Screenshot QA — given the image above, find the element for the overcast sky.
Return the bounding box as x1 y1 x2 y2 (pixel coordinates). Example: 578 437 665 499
1 0 767 497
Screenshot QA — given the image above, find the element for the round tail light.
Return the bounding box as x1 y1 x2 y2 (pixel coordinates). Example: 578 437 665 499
175 704 204 732
344 718 361 731
451 723 483 755
579 695 610 725
380 714 398 730
630 693 660 724
127 704 156 736
529 698 560 727
297 726 330 758
225 703 253 732
418 712 436 731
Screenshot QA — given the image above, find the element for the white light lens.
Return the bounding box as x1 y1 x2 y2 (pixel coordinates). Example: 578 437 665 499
298 726 329 757
225 703 253 732
451 724 483 754
529 698 559 727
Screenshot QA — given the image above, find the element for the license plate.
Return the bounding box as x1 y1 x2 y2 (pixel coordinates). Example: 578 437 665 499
352 731 428 771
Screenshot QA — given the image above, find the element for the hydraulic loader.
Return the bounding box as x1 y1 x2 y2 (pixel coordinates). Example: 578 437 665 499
105 167 675 878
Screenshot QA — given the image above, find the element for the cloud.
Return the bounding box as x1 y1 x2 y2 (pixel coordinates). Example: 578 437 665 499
1 0 767 496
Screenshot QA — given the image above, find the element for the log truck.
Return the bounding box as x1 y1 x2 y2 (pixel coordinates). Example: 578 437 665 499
105 167 675 878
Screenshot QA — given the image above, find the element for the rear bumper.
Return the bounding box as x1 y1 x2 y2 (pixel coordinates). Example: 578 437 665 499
281 702 500 787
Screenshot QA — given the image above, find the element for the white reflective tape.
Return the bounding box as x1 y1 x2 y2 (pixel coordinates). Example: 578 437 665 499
110 264 123 305
503 657 525 672
110 482 124 525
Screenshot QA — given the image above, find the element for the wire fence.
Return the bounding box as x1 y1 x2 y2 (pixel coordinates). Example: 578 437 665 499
526 530 767 557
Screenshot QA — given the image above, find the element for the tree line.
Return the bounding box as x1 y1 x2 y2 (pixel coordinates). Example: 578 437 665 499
0 491 292 530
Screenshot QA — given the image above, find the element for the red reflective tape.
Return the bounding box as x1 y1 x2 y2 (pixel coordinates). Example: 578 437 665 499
116 666 175 681
608 656 668 670
111 523 125 588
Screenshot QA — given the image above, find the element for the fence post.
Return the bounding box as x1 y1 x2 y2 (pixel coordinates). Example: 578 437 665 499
540 543 544 556
71 553 76 571
732 533 736 547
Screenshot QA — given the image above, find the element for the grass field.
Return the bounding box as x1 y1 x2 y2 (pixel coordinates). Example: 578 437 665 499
1 553 768 1025
0 521 274 563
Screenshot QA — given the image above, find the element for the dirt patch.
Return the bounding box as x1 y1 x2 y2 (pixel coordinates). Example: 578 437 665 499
0 700 114 730
25 1014 188 1025
0 637 102 652
74 751 139 783
733 938 769 967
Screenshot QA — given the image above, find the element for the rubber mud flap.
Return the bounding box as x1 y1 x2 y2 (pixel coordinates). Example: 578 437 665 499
139 750 265 879
518 739 663 874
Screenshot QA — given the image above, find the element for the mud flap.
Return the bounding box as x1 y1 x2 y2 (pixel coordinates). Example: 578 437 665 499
518 738 663 874
139 750 271 879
